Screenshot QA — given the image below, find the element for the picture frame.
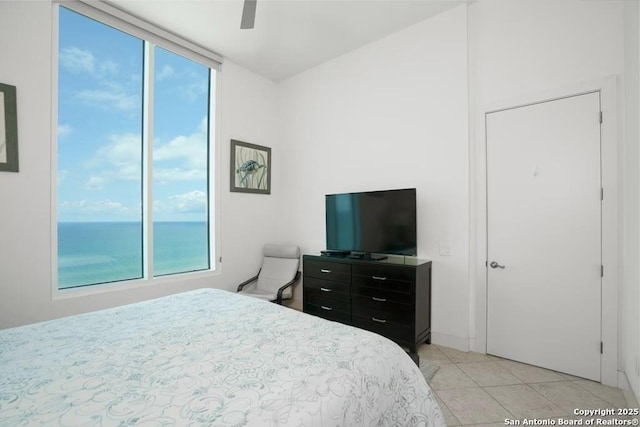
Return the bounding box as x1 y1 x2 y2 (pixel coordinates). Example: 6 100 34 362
0 83 18 173
230 139 271 194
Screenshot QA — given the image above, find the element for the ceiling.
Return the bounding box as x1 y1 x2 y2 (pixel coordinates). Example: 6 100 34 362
110 0 466 82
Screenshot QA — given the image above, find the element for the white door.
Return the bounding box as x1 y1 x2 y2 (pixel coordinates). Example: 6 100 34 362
486 92 602 381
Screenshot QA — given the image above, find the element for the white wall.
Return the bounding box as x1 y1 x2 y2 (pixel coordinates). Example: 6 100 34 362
278 5 471 349
217 60 288 292
623 0 640 399
467 0 629 388
0 1 283 328
637 0 640 401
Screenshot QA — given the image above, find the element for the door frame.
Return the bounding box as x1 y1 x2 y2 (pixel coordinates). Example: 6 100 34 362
471 77 618 387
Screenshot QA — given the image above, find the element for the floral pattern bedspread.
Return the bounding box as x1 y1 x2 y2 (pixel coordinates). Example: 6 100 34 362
0 288 445 426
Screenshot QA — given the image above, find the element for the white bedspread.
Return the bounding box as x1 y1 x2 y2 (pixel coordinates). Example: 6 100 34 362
0 289 445 426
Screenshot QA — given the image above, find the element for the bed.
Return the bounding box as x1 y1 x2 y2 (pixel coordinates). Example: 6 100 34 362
0 289 445 426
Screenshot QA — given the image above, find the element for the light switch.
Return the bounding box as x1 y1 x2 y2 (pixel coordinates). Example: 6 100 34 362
439 243 451 256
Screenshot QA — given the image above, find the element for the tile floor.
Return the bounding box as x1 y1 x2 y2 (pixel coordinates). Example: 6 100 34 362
419 343 640 426
284 301 639 426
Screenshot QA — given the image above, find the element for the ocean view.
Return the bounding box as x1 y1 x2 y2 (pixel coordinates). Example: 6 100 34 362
58 222 209 289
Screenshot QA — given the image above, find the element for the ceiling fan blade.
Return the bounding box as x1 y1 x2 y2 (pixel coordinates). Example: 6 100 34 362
240 0 257 29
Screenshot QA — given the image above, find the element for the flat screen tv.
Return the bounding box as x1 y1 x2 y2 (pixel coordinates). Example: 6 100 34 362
325 188 417 257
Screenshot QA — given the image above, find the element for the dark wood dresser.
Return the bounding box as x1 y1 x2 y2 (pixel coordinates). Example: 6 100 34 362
302 254 432 353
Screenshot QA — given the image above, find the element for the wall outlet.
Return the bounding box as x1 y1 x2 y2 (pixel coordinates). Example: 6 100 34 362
439 243 451 256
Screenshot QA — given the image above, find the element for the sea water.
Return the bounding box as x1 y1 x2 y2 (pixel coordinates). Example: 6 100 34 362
57 222 209 289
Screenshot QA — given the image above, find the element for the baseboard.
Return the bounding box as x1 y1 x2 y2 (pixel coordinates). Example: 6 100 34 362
619 370 632 391
431 331 469 352
619 371 640 408
624 388 640 409
469 336 486 354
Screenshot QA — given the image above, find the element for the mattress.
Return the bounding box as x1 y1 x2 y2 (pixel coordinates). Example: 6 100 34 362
0 288 445 426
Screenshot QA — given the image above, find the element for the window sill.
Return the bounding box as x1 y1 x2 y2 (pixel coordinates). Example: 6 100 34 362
52 268 220 300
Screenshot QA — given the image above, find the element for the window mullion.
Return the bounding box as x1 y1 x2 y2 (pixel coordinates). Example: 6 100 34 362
209 70 217 269
142 41 154 279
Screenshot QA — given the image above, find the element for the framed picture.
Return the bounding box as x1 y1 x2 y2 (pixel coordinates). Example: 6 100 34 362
0 83 18 173
230 139 271 194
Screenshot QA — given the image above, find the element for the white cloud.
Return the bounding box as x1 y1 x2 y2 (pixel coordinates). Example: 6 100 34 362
58 199 135 216
94 133 142 180
155 66 206 99
100 133 141 165
86 119 208 188
85 175 107 190
154 168 206 181
76 89 139 111
180 79 208 101
59 46 96 74
59 46 119 78
100 60 119 75
154 117 208 170
82 134 141 188
59 48 134 112
154 190 207 214
57 124 73 139
156 65 175 81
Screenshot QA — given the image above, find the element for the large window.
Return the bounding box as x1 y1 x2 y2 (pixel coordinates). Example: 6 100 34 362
56 5 216 289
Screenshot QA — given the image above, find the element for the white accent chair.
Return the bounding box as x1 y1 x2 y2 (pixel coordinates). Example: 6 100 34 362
237 243 301 304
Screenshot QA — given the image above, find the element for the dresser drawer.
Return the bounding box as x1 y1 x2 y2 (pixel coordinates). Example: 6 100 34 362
352 264 415 283
351 295 412 323
304 293 350 312
352 274 414 293
352 313 412 343
304 277 350 302
304 260 351 283
304 301 351 324
351 285 413 305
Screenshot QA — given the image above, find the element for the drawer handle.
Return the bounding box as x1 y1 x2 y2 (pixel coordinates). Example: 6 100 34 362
372 297 386 302
320 287 332 292
321 305 333 311
320 269 332 274
372 276 387 281
372 317 387 323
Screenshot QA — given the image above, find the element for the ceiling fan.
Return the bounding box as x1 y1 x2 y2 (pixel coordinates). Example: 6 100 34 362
240 0 257 29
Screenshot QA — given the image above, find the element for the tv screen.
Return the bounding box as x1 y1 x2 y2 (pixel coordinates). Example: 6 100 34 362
325 188 417 256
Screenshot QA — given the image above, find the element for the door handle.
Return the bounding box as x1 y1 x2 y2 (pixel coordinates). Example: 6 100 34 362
489 261 505 269
320 269 332 274
320 287 332 292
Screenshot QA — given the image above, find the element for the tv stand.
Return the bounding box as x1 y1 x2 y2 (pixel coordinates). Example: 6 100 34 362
302 254 432 360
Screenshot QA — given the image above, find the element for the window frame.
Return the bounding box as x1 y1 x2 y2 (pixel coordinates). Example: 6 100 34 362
51 1 222 298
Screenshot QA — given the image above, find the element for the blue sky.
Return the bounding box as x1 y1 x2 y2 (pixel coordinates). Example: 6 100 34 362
57 7 211 223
